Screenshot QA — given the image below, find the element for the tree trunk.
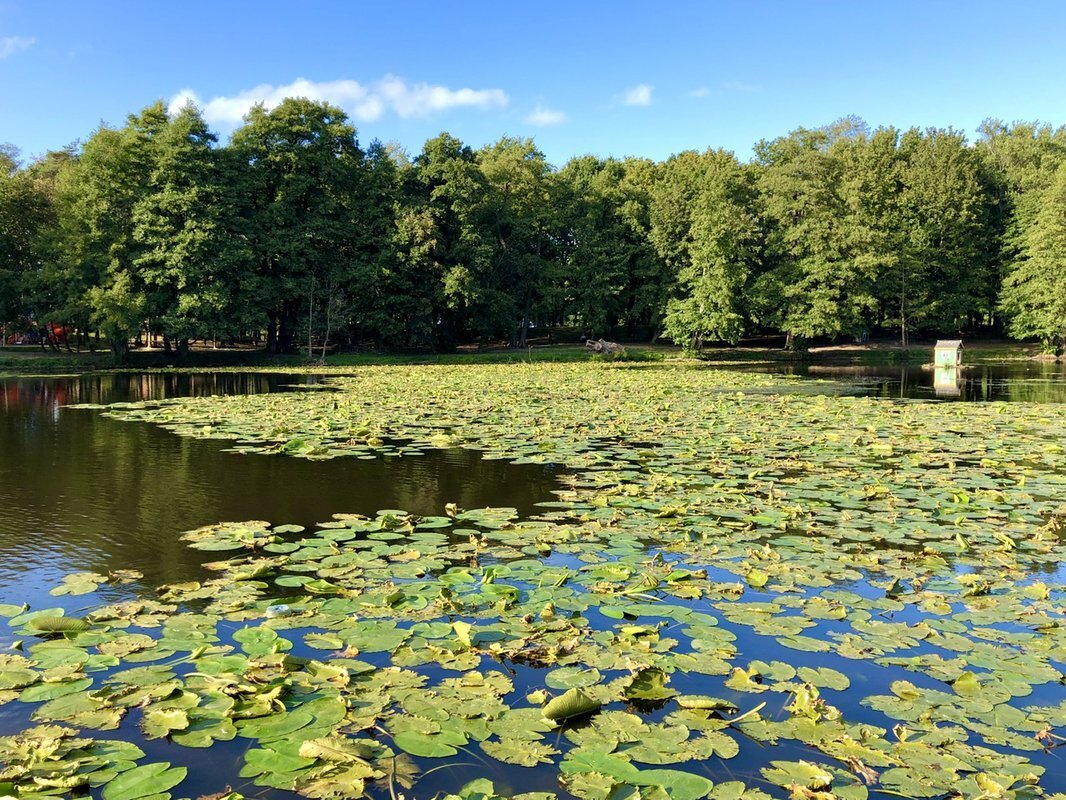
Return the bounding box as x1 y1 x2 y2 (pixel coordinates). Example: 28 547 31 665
307 276 315 359
177 338 190 362
266 312 278 354
277 307 293 354
518 290 532 349
321 283 334 362
109 337 129 366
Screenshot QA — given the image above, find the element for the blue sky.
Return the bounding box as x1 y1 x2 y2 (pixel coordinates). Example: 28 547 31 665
2 0 1065 166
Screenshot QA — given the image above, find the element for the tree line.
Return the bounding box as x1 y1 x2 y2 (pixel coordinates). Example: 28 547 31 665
1 100 1065 362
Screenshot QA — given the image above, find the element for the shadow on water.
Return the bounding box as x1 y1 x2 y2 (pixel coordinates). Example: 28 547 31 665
0 373 562 608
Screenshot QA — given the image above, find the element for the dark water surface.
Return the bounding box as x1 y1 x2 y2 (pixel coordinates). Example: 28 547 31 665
747 360 1066 402
0 373 561 608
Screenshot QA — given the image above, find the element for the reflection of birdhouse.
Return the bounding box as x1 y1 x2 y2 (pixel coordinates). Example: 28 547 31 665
934 365 961 397
934 340 963 367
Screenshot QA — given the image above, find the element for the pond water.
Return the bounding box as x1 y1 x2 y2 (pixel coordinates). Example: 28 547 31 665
745 360 1066 402
0 373 561 609
0 369 1063 800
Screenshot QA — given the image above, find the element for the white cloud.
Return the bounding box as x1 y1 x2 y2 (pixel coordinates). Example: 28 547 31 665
689 86 711 98
170 75 508 126
0 36 35 59
623 84 653 106
168 89 202 115
525 104 566 126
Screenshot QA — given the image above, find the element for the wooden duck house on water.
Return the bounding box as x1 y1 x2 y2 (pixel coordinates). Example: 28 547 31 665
934 339 963 367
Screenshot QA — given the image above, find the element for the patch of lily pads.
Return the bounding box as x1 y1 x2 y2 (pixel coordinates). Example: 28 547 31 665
1 362 1063 800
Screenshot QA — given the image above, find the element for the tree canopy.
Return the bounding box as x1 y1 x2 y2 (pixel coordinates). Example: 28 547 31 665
2 105 1064 360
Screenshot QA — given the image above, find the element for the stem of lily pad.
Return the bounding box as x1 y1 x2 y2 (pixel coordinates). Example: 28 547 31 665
727 701 767 726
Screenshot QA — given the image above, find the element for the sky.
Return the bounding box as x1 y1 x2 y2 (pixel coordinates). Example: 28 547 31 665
2 0 1066 167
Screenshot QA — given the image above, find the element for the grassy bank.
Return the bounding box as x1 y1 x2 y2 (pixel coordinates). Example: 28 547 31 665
1 337 1047 377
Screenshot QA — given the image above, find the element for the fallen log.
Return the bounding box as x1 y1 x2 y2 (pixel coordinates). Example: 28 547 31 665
585 338 626 356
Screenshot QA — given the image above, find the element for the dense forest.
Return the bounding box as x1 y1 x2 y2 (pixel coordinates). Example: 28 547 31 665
1 99 1065 361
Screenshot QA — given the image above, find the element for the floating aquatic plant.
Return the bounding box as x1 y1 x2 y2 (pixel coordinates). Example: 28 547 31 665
0 362 1060 799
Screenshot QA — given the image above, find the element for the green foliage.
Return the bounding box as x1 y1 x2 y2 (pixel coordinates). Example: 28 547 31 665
132 104 239 346
3 111 1066 354
229 97 367 354
893 128 997 335
1000 162 1066 351
755 122 879 341
657 150 760 348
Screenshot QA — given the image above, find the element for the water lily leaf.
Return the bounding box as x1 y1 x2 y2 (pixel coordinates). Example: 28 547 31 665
796 667 850 691
101 762 188 800
141 707 190 739
624 668 677 701
171 716 237 748
392 730 460 758
0 667 39 690
51 572 107 596
952 670 982 697
676 696 738 713
708 781 772 800
29 615 90 635
546 666 602 689
298 736 379 763
233 625 292 658
562 749 713 800
543 688 602 721
19 676 92 702
482 738 559 766
237 709 315 741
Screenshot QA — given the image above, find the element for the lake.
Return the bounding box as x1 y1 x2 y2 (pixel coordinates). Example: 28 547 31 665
743 360 1066 402
1 366 1063 800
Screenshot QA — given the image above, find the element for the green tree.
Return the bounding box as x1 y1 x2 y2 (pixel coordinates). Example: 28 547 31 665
0 147 36 330
332 140 407 350
51 103 169 361
17 148 87 348
1000 162 1066 352
555 156 634 336
230 98 364 353
614 158 664 340
476 137 558 346
977 121 1066 333
132 104 239 356
398 132 491 348
656 150 761 348
754 121 878 346
840 127 905 340
894 128 996 336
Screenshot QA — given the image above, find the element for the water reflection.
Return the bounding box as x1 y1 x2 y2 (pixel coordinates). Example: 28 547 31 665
932 365 961 397
0 374 561 608
763 361 1066 402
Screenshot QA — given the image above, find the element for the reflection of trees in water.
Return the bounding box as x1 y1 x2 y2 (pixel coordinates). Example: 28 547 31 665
796 363 1066 402
0 372 287 411
0 375 561 605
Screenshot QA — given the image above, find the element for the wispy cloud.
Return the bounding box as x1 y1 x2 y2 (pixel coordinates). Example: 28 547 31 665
169 76 509 126
688 81 762 100
622 84 653 107
525 104 566 126
0 36 36 59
